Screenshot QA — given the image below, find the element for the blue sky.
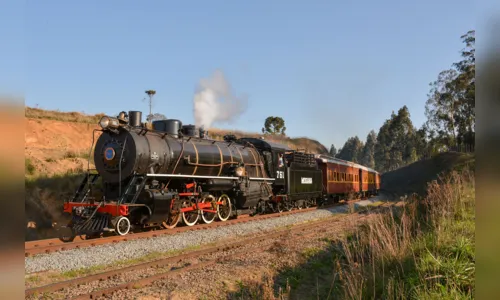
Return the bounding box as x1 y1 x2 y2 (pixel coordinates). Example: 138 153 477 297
10 0 476 148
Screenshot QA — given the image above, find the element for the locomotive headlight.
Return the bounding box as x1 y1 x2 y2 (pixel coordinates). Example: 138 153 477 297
235 166 245 177
99 116 120 130
99 116 110 129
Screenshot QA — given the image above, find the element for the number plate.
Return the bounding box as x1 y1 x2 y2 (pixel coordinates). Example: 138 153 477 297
301 177 313 184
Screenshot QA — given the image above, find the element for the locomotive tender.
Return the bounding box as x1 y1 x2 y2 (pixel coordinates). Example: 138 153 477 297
60 110 380 241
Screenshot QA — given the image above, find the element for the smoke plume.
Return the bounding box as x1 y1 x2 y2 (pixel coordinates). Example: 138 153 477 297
193 69 248 128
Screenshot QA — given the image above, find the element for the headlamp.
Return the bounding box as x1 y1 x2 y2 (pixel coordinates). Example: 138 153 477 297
99 116 120 130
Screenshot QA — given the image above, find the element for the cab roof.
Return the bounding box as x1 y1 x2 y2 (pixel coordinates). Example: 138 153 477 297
237 137 292 152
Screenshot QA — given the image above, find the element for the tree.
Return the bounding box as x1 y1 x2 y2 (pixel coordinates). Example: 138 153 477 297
146 113 167 122
360 130 377 169
373 106 419 172
425 30 475 149
337 136 364 163
329 144 337 157
375 118 392 172
335 147 342 158
262 116 286 135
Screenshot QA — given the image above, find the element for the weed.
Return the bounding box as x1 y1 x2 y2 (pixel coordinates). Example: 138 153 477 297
25 158 36 175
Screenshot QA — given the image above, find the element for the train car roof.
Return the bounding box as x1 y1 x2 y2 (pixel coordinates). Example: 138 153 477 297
314 154 379 174
237 137 292 151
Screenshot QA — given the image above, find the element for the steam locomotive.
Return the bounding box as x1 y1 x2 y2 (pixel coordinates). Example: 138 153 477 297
59 110 380 242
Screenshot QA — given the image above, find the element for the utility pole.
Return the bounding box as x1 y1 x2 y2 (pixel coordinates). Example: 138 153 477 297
144 90 156 122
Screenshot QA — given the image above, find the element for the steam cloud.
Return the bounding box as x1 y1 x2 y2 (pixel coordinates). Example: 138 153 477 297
193 69 248 129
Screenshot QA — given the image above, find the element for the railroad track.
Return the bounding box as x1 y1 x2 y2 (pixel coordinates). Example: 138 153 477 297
25 198 364 257
25 201 395 299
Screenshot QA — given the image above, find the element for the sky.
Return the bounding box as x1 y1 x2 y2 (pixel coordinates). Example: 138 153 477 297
4 0 477 149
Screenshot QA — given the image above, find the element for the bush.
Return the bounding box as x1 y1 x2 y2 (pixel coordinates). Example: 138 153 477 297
25 158 36 175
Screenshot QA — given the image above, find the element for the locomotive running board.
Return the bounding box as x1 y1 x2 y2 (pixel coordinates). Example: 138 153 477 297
146 173 275 181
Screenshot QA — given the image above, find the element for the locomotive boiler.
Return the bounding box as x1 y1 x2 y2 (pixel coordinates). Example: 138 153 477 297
93 111 271 209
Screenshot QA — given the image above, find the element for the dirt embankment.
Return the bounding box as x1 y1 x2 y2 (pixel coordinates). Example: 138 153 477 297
25 118 101 176
381 152 475 197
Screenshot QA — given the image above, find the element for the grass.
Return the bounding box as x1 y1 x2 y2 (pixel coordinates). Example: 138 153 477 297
25 158 36 175
228 168 475 300
62 148 93 161
26 106 106 124
342 168 475 299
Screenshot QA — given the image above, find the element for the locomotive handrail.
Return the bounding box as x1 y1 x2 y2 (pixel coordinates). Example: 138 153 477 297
183 155 240 167
249 177 275 181
147 173 239 180
145 173 276 181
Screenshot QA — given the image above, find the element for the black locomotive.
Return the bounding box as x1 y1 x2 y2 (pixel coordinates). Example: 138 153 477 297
60 110 325 241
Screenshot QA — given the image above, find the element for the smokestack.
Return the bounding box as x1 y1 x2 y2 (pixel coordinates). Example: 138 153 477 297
128 111 142 127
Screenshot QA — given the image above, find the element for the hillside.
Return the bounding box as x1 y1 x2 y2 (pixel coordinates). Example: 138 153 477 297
25 107 329 177
381 152 475 197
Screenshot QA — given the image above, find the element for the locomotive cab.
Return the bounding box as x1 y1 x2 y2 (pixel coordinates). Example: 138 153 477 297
236 138 290 184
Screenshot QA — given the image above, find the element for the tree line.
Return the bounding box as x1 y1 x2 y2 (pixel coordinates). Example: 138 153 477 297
330 30 475 173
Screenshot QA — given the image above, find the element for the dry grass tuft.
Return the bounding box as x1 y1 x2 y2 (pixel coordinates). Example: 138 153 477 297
334 168 475 299
25 106 106 124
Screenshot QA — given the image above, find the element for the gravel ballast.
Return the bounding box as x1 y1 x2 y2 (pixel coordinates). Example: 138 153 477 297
25 199 381 274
